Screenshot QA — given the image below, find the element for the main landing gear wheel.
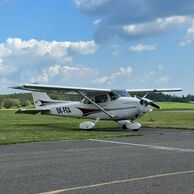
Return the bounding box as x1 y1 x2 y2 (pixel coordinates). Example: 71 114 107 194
118 120 141 131
86 128 93 131
122 124 139 131
122 124 128 130
132 128 139 131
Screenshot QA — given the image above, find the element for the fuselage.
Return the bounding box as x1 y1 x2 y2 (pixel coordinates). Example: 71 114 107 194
12 84 181 130
42 96 150 121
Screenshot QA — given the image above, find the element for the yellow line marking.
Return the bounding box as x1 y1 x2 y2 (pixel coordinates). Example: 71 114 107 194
38 169 194 194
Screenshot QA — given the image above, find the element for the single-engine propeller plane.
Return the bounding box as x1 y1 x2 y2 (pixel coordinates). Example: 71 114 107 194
12 84 182 131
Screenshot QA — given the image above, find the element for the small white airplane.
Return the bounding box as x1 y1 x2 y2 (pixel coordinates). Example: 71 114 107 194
12 84 182 131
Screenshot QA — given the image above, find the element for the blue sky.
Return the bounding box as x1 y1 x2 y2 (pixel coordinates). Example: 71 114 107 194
0 0 194 94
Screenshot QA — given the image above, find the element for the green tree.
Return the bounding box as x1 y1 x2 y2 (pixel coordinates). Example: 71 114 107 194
2 98 21 109
23 99 33 107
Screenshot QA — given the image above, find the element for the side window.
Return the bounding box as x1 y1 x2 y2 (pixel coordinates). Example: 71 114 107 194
83 95 108 104
83 98 94 104
109 92 118 101
95 95 108 103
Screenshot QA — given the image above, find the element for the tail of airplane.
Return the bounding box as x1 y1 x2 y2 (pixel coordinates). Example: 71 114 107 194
31 91 54 109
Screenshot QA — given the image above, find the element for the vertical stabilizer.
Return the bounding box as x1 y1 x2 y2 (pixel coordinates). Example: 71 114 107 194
31 91 53 109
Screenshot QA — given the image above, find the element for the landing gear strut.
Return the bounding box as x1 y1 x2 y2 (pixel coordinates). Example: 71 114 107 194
79 118 100 130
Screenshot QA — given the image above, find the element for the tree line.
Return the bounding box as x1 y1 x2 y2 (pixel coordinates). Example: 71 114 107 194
134 92 194 103
0 92 194 109
0 93 33 109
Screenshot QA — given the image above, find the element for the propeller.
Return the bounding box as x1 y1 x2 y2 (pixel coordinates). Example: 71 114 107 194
149 101 160 109
136 96 160 109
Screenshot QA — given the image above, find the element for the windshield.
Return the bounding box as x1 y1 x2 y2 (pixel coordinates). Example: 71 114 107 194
112 90 130 97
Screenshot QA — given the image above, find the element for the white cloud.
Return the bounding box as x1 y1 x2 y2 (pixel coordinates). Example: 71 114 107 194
0 37 98 85
75 0 194 21
92 76 109 84
180 20 194 46
47 64 61 76
66 41 99 55
0 38 98 70
31 64 96 84
31 72 49 83
123 16 187 39
156 16 187 29
0 64 16 74
119 66 133 76
75 0 108 12
5 38 98 57
93 16 190 42
93 19 102 26
0 44 11 57
0 58 16 74
156 76 170 83
75 0 194 42
129 44 156 52
92 66 133 84
61 65 93 77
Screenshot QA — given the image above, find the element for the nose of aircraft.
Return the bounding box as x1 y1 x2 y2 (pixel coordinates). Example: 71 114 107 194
137 96 160 110
139 101 150 115
136 97 156 117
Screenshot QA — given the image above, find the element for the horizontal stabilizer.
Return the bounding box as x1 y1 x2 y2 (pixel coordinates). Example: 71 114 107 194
15 108 50 115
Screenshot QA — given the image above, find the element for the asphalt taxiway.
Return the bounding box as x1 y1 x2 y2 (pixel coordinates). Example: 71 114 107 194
0 128 194 194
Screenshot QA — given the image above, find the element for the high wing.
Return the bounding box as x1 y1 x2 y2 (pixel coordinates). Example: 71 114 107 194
126 88 182 93
11 84 111 95
11 84 182 94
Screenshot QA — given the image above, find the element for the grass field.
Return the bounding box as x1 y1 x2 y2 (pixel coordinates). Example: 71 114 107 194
0 110 139 144
138 111 194 129
157 102 194 110
0 103 194 144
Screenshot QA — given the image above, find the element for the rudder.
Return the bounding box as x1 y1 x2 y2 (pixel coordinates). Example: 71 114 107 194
31 91 53 109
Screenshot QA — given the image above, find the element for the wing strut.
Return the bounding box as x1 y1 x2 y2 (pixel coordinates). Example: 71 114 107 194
78 91 114 118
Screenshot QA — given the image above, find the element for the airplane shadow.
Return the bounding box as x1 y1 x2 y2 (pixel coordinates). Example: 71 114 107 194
18 123 139 133
78 128 137 132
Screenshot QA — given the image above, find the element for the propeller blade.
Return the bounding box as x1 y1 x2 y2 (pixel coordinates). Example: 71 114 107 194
136 96 160 109
149 102 160 109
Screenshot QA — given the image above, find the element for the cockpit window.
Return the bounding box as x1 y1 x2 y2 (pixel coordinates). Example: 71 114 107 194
82 91 129 104
83 98 94 104
95 94 108 103
112 90 130 97
109 92 118 101
83 95 108 104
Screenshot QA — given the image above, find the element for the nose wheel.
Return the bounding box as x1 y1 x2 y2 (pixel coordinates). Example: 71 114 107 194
119 120 141 131
132 128 139 131
122 124 128 130
122 124 139 131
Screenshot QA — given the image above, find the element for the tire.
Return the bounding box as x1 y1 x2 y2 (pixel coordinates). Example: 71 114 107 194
86 129 92 131
122 124 128 129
